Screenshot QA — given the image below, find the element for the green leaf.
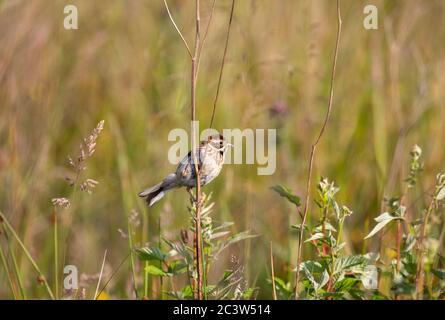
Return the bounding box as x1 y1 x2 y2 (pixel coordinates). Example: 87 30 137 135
163 238 193 265
364 212 400 239
334 255 367 275
297 260 324 273
304 232 325 243
297 261 329 292
135 246 168 262
321 292 344 299
144 264 168 276
167 261 188 275
271 185 301 207
242 287 256 300
315 222 337 233
432 269 445 280
274 277 292 292
334 277 359 292
402 252 417 275
182 285 193 297
372 291 389 300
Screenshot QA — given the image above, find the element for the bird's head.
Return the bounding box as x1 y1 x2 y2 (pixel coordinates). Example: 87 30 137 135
205 133 232 154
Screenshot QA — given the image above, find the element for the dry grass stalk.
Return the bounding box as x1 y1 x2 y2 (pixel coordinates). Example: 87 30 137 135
162 0 234 300
295 0 342 299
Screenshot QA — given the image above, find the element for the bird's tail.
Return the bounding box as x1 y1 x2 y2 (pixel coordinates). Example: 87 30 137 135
138 173 179 207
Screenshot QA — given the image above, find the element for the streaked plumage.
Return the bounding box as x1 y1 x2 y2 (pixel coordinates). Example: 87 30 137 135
139 134 231 207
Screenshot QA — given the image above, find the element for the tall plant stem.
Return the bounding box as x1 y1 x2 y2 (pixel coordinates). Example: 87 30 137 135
396 220 401 272
191 0 203 300
270 241 277 300
127 221 138 299
158 216 164 299
53 211 59 299
416 198 435 299
94 249 108 300
2 225 26 299
209 0 236 128
0 211 55 300
162 0 192 58
294 0 342 299
0 242 17 299
163 0 234 300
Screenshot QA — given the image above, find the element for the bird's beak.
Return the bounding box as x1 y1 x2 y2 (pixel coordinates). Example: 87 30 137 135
227 143 233 148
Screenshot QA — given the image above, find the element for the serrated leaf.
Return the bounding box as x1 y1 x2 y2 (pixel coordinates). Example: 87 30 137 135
135 246 169 262
334 255 367 275
163 238 193 265
364 212 400 239
297 261 329 292
296 260 324 273
271 185 301 207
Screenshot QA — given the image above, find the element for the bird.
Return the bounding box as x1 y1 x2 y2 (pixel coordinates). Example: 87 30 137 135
139 134 231 207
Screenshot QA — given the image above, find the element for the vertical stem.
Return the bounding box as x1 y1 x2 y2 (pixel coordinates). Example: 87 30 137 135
416 199 434 299
158 215 164 300
2 225 26 299
396 220 401 273
0 242 18 299
191 0 203 300
321 208 328 256
127 221 138 299
54 211 59 299
142 210 149 298
94 249 108 300
0 211 55 300
270 241 277 300
209 0 236 128
144 261 149 299
295 0 342 299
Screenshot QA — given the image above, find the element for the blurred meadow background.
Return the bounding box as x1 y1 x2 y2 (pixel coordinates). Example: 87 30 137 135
1 0 445 299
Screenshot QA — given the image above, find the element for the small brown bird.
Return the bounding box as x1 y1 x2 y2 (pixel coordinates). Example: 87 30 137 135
139 134 231 207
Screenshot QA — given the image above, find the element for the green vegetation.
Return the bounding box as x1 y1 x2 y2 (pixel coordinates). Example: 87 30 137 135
1 0 445 300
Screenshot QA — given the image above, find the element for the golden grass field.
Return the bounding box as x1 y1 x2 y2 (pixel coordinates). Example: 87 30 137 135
1 0 445 300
